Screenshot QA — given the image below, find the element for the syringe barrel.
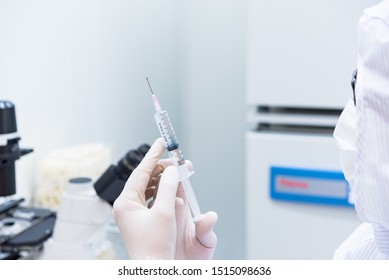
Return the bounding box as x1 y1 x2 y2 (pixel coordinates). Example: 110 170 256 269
172 155 201 219
181 177 201 219
153 108 201 220
154 110 179 152
168 148 186 169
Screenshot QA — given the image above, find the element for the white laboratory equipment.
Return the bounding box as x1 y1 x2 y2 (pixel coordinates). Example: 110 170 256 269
39 178 113 259
245 0 378 259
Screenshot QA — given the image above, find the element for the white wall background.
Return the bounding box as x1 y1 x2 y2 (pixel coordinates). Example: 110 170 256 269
179 0 247 259
0 0 181 199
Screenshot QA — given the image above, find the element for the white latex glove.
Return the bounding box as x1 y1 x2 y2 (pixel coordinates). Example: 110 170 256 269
113 138 217 259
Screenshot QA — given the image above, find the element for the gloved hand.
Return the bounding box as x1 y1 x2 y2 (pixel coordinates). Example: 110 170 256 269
113 138 217 259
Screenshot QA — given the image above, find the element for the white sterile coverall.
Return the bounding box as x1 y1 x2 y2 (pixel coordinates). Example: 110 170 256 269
333 0 389 259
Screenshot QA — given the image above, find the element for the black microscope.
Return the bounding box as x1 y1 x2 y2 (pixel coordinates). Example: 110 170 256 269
0 101 56 260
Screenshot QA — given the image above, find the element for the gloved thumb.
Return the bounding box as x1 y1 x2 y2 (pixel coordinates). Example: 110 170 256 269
195 211 218 248
152 166 180 213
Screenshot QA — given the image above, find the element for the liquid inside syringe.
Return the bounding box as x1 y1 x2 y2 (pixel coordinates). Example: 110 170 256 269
146 77 201 219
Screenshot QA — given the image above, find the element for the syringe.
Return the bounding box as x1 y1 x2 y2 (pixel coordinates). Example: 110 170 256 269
146 77 201 220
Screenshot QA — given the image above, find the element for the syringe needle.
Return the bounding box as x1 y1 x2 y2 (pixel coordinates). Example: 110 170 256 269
146 77 161 111
146 77 154 95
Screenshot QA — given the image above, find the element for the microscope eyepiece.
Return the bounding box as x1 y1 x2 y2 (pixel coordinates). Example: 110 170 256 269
116 150 143 179
94 143 150 205
0 101 17 135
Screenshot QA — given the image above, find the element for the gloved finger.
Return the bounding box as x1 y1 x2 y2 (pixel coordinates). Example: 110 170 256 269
150 163 165 178
156 159 193 174
145 186 156 201
195 211 218 248
146 160 172 189
122 138 165 198
151 160 194 200
145 180 160 207
147 175 161 189
148 196 183 209
152 166 180 213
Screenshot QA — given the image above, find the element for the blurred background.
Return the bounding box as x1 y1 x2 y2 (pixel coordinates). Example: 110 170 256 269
0 0 380 259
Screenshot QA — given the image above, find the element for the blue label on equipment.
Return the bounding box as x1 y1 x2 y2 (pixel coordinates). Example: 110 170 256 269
270 166 353 206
